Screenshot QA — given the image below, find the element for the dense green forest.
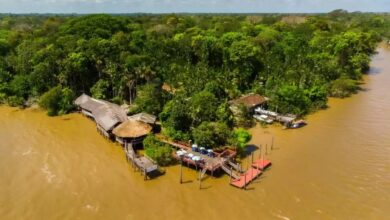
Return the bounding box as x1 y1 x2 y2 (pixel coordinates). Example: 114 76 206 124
0 11 389 145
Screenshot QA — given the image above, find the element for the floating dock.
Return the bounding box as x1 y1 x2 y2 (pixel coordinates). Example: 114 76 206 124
230 168 262 188
228 158 272 189
252 159 272 170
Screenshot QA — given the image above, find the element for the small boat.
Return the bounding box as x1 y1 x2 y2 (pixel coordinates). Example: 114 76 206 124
253 114 274 124
289 120 307 129
254 107 278 117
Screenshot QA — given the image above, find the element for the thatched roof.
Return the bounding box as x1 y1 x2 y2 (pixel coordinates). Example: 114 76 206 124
112 119 152 138
229 93 268 108
128 112 157 124
75 94 128 131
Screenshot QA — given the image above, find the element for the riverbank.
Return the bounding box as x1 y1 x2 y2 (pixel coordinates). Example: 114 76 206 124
1 46 389 220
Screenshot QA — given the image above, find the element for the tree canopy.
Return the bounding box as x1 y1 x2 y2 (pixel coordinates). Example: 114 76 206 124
0 12 386 146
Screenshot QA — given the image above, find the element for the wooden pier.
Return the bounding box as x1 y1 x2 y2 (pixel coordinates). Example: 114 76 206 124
158 137 236 173
125 143 158 180
157 135 273 189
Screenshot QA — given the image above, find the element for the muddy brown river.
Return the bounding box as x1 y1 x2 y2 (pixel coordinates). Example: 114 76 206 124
1 46 390 220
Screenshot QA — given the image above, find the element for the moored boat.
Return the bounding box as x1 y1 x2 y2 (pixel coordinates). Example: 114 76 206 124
289 120 307 129
253 114 274 124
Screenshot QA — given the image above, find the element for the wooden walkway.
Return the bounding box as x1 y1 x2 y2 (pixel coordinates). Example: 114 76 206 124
157 135 236 158
125 143 158 180
156 135 273 189
180 154 224 172
158 136 236 172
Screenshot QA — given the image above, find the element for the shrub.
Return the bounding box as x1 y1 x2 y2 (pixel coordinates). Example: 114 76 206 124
216 102 234 126
269 85 311 115
10 75 30 99
305 85 328 110
233 104 253 128
330 77 359 98
143 135 176 166
7 96 24 107
163 127 190 141
39 86 62 116
111 96 122 105
133 82 166 115
0 93 7 104
39 86 75 116
58 87 75 115
192 122 231 148
90 79 110 99
230 128 252 155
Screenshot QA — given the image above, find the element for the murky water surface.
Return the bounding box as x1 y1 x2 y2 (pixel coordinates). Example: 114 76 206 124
1 46 389 220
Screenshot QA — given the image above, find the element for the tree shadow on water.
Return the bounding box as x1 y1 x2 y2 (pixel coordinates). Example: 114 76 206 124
242 144 259 157
146 169 165 180
368 67 382 75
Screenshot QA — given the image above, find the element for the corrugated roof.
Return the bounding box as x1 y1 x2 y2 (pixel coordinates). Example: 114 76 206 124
128 112 157 124
92 102 128 131
74 93 90 106
229 93 268 108
75 94 128 131
74 93 102 113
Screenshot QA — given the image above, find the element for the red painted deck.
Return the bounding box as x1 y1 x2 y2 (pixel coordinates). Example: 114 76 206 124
230 168 262 188
252 159 272 170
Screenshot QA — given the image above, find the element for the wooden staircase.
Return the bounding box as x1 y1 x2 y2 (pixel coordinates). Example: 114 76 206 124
221 163 240 180
227 160 244 173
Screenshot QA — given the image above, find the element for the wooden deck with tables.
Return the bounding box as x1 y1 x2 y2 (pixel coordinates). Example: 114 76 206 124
157 135 273 189
158 136 236 172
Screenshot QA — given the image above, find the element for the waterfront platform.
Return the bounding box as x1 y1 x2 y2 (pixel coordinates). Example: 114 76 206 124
158 136 236 172
125 143 159 180
230 168 262 188
252 159 272 170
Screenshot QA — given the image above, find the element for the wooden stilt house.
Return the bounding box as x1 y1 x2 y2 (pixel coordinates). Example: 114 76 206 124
74 94 128 139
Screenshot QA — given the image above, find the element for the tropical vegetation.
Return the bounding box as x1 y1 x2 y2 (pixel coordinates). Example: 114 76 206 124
0 11 388 149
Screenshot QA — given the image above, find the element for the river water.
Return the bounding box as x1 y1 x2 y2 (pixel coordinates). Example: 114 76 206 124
0 46 389 220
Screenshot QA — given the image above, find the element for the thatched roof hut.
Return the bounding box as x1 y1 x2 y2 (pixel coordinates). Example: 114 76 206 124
112 119 152 138
128 112 157 125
